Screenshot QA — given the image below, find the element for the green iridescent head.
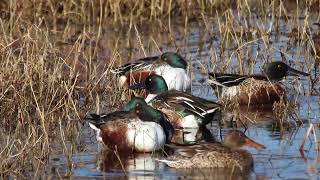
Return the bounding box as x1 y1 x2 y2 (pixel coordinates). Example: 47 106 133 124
128 74 168 94
144 74 168 94
161 52 187 69
124 96 147 111
262 61 309 80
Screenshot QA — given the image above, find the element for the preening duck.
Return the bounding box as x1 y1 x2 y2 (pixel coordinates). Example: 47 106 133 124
85 99 174 153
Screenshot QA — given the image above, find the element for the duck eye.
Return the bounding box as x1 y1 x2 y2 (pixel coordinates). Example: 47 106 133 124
277 64 282 69
163 57 167 61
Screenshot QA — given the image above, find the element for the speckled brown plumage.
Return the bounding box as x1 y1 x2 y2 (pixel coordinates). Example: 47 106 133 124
162 144 252 170
159 130 265 171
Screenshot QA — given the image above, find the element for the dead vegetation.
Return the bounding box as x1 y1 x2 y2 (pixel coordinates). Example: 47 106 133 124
0 0 319 178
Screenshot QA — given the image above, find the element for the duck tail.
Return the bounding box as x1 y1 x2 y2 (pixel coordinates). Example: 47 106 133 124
155 159 178 167
111 60 150 76
111 56 156 76
84 113 105 130
205 77 226 88
156 158 191 168
110 62 139 75
110 65 127 75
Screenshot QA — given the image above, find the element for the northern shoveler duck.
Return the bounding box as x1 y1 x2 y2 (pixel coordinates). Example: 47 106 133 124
157 130 266 171
208 61 309 106
85 100 174 152
125 74 221 129
111 52 191 92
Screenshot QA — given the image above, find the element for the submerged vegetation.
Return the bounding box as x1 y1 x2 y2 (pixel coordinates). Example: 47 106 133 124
0 0 319 178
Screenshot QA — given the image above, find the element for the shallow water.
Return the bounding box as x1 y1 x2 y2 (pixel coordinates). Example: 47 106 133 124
42 9 320 180
46 126 320 179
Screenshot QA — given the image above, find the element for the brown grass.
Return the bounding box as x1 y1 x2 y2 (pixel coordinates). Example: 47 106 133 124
0 0 318 178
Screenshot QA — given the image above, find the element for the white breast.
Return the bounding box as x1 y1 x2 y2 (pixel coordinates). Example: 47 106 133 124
183 128 199 143
155 65 191 91
127 121 166 152
181 114 200 128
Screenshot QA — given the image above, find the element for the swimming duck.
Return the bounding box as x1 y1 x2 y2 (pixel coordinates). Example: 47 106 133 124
208 61 309 106
111 52 191 92
85 100 174 152
157 130 265 171
125 74 221 129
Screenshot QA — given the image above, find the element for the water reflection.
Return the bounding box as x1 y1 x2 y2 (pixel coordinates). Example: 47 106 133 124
95 143 259 180
97 149 167 179
220 105 298 131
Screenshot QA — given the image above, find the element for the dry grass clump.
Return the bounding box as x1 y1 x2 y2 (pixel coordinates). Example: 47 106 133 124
0 0 234 27
272 96 296 129
0 14 126 178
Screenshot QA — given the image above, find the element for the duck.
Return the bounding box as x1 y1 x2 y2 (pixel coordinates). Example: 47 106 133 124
207 61 309 106
111 52 191 92
157 130 265 171
85 99 174 153
125 74 221 129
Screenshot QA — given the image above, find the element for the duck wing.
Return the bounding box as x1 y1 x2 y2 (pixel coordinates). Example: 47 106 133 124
111 56 159 76
153 90 221 117
84 111 137 128
208 73 267 87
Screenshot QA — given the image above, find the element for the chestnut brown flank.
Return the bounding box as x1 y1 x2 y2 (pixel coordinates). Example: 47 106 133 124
237 81 285 105
100 121 130 151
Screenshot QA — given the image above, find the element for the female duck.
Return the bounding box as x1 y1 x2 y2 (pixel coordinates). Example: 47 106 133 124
158 130 265 171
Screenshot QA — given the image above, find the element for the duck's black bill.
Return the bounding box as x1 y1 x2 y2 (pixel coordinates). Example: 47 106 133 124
287 67 310 77
129 82 146 90
84 113 103 126
84 113 101 121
